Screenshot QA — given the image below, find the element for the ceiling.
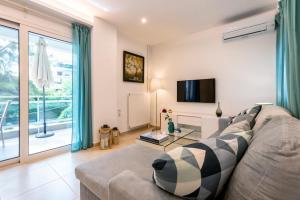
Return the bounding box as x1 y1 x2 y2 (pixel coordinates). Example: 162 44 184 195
14 0 277 45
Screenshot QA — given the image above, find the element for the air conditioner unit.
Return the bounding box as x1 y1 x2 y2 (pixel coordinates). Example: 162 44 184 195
223 21 275 41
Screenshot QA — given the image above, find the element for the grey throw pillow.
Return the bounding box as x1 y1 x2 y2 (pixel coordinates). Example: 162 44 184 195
152 130 253 200
224 116 300 200
221 120 251 135
229 105 262 129
252 105 291 133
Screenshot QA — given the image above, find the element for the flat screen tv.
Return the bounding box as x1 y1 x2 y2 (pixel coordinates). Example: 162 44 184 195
177 79 215 103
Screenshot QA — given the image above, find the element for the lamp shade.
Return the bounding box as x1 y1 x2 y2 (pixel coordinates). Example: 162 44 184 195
150 78 162 91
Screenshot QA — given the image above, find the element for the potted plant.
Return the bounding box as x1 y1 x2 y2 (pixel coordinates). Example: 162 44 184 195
164 111 174 134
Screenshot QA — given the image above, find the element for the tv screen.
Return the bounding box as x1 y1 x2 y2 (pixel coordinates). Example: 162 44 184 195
177 79 215 103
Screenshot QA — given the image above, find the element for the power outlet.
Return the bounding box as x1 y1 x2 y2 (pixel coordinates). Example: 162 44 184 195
117 109 121 117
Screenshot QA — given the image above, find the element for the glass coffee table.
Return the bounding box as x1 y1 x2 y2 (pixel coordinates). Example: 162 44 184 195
136 128 201 151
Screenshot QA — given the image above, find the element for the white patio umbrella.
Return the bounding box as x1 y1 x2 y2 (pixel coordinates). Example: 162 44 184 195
32 37 54 138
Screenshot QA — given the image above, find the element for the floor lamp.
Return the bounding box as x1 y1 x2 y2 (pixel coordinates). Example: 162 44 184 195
150 78 162 132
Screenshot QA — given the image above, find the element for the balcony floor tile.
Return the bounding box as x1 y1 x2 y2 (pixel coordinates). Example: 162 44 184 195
0 128 71 161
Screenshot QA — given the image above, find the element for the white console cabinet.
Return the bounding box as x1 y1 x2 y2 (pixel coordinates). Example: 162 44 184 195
161 112 229 139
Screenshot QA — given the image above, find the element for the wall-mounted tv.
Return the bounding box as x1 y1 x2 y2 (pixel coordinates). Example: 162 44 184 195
177 79 215 103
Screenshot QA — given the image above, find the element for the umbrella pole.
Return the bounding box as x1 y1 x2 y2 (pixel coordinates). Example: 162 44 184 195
43 86 46 134
35 86 54 138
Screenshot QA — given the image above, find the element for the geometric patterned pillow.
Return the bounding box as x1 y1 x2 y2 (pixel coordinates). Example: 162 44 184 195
152 130 253 200
230 105 262 129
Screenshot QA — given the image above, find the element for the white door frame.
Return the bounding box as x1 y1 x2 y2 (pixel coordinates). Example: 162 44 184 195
20 24 72 163
0 19 72 167
19 24 29 163
0 19 21 167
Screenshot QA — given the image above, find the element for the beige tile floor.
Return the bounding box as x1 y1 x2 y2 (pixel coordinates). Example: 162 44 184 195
0 128 149 200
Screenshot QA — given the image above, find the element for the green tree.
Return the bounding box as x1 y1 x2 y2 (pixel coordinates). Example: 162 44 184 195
0 41 18 75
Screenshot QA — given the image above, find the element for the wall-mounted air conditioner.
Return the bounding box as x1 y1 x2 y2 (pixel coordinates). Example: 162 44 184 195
223 21 275 41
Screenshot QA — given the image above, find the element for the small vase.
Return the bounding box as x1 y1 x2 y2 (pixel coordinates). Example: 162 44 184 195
216 101 222 117
168 121 175 134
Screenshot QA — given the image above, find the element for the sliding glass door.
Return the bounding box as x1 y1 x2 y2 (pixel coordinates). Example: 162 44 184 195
0 24 20 162
0 21 72 166
28 32 72 154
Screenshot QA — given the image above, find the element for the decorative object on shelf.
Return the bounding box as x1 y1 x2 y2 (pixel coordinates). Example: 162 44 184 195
99 125 112 149
165 109 175 133
165 112 175 134
123 51 144 83
112 127 120 145
216 101 223 117
168 120 175 134
160 110 170 134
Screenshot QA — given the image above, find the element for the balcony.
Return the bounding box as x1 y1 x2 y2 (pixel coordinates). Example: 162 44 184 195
0 96 72 161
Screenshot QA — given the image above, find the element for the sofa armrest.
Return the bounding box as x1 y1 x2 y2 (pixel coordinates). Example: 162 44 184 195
209 117 231 138
219 117 231 132
209 130 222 138
108 170 180 200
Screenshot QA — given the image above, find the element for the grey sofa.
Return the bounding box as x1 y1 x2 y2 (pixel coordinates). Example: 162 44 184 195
76 106 300 200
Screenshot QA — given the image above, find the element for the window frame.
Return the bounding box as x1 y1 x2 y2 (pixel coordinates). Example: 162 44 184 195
0 19 21 167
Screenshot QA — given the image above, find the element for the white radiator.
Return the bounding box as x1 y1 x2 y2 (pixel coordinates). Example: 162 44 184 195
127 93 150 129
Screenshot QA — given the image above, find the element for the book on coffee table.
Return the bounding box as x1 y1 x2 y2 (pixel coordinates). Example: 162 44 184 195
140 132 169 144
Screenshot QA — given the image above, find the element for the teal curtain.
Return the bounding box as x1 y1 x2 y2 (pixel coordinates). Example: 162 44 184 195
71 23 93 152
276 0 300 118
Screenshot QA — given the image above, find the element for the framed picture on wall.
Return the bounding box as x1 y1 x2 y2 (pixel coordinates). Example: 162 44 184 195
123 51 145 83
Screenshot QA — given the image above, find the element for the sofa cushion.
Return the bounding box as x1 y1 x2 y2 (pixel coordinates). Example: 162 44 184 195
230 105 262 129
152 131 253 200
252 105 291 133
109 170 181 200
75 144 162 200
221 120 250 135
224 116 300 200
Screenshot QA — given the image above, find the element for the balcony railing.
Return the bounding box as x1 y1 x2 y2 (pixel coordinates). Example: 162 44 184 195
0 95 72 139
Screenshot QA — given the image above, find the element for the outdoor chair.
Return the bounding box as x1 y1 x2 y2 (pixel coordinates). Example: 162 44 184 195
0 100 11 147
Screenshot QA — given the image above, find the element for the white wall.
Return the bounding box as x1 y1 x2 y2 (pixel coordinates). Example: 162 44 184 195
92 18 149 143
116 34 149 132
91 17 118 143
150 10 277 124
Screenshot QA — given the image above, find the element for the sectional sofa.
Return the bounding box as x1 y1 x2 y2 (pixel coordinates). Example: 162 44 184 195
75 106 300 200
